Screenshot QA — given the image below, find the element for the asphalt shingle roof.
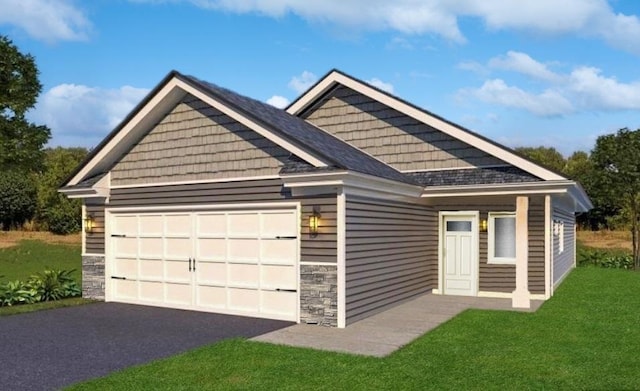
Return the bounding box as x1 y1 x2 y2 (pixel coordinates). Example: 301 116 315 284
182 74 417 185
407 166 541 187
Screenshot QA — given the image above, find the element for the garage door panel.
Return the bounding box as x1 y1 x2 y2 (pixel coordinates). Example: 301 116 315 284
113 279 137 299
165 238 191 258
139 259 163 279
261 211 297 237
196 261 226 285
139 281 163 302
196 286 226 309
112 215 137 235
165 214 191 236
139 215 163 236
139 238 163 259
113 238 137 258
262 290 297 318
164 260 190 282
196 214 226 236
228 213 259 236
228 239 259 262
113 257 137 277
196 238 226 261
261 265 296 290
228 288 259 311
261 239 297 264
165 283 192 305
228 264 259 289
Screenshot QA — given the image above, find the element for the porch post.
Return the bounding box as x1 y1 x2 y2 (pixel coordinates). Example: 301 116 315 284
513 196 531 308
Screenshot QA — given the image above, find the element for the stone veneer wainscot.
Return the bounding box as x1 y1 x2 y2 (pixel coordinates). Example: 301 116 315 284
299 265 338 326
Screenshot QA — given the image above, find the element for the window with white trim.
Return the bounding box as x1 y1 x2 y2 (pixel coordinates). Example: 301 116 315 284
488 212 516 264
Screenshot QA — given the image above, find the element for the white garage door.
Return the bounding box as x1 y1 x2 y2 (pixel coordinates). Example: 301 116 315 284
107 208 299 321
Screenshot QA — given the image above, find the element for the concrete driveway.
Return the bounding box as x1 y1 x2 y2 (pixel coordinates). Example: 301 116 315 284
0 302 292 390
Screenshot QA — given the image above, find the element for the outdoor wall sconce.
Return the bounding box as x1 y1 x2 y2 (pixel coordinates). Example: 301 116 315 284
479 219 488 233
84 214 95 234
309 208 321 237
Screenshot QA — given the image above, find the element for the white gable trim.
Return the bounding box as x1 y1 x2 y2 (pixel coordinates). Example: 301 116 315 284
288 71 565 181
66 76 328 187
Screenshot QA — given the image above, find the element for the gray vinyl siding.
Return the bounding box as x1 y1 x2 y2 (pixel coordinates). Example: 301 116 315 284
552 206 576 287
436 196 545 294
106 178 337 264
303 85 504 171
85 200 105 254
111 94 290 186
345 196 436 324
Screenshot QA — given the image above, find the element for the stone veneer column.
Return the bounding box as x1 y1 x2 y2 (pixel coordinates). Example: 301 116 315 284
299 265 338 326
82 255 105 300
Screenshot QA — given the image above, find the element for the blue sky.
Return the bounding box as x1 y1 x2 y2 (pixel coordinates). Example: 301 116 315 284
2 0 640 156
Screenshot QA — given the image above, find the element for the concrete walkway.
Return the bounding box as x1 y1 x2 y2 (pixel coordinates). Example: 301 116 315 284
252 294 543 357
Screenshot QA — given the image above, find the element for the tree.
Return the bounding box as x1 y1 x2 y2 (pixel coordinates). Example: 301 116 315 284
0 170 37 230
36 147 88 234
591 128 640 269
0 35 50 171
515 146 566 173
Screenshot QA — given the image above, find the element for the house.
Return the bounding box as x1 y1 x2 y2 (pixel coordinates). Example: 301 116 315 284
60 69 591 328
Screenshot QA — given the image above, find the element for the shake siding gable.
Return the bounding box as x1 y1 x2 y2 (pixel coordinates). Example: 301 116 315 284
303 85 504 171
345 196 437 324
111 94 290 186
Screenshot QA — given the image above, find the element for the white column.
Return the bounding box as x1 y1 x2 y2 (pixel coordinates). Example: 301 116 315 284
513 196 531 308
336 188 346 328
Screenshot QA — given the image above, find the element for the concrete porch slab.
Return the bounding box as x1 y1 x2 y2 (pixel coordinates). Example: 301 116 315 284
251 293 544 357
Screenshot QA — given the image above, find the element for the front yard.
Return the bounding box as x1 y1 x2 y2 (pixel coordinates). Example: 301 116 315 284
68 267 640 390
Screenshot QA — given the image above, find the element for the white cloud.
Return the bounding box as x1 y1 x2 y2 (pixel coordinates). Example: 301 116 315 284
460 51 640 116
266 95 289 108
30 83 150 146
288 70 317 94
366 78 394 94
137 0 640 54
467 79 574 116
488 51 561 82
0 0 91 42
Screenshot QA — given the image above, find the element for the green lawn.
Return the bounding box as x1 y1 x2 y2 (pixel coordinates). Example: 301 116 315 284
68 267 640 390
0 239 81 283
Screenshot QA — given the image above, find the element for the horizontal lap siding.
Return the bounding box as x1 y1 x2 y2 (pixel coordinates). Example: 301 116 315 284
303 85 503 171
85 201 105 254
345 197 436 324
553 206 576 287
437 196 545 294
107 179 337 264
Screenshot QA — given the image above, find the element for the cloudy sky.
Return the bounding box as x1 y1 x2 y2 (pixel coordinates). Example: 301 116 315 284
1 0 639 155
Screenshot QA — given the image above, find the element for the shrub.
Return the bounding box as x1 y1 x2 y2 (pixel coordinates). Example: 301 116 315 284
0 280 41 306
0 170 37 230
29 269 80 301
577 246 634 269
44 202 81 235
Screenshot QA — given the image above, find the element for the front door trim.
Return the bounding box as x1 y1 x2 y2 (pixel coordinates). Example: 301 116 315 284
437 211 479 297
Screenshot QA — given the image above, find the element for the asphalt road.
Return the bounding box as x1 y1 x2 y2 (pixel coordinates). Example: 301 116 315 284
0 302 292 390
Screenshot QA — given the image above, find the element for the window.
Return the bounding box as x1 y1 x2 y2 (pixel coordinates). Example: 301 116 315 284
488 212 516 264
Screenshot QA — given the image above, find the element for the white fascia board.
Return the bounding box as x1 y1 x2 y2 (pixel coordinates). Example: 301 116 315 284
66 79 187 186
282 171 423 199
422 180 577 199
289 71 565 181
173 79 328 168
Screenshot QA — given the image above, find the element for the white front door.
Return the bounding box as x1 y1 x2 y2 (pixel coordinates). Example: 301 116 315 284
442 215 478 296
107 208 299 321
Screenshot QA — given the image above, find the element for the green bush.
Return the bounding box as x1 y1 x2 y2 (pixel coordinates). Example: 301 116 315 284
44 201 81 235
0 269 80 307
28 269 80 302
577 246 634 269
0 280 41 306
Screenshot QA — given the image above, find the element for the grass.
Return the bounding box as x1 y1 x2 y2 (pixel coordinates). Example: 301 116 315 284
577 229 631 251
0 297 93 317
0 239 81 283
68 267 640 390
